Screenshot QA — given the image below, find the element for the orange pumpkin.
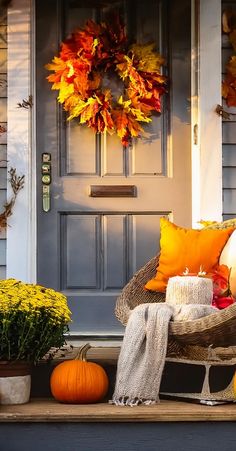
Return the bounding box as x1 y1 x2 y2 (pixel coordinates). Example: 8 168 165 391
50 343 109 403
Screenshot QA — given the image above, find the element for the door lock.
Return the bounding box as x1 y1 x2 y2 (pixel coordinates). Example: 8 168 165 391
41 153 51 212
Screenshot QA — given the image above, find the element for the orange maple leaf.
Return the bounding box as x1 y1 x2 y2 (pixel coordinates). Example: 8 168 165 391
112 109 129 139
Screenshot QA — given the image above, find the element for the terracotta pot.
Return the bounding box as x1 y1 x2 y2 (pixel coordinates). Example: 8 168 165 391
0 361 32 405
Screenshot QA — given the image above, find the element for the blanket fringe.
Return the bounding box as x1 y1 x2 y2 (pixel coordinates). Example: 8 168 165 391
109 396 159 407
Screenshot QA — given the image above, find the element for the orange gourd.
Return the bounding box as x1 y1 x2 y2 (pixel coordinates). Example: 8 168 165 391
50 343 109 403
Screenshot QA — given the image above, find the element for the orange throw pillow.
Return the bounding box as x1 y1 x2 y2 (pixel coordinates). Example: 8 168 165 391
145 217 234 292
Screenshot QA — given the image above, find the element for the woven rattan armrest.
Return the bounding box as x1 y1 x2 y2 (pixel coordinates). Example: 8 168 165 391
115 255 165 326
169 303 236 347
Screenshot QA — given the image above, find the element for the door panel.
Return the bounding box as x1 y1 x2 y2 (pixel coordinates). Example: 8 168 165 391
36 0 191 337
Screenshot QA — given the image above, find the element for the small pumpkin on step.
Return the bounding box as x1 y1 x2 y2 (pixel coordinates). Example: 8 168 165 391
50 343 109 403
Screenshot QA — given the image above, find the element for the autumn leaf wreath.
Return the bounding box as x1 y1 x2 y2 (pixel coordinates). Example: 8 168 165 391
46 17 167 147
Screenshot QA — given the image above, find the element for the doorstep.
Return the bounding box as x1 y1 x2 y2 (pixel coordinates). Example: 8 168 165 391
6 346 236 424
1 398 236 422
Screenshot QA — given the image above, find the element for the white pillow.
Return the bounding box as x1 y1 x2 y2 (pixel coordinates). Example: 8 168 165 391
219 229 236 298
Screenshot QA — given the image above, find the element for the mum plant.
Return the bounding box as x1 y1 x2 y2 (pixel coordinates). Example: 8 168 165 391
0 279 71 362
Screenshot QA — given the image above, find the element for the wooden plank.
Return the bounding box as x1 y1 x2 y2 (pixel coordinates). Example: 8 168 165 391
223 145 236 167
1 398 236 423
223 122 236 144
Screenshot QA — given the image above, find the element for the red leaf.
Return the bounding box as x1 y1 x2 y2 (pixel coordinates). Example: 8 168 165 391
212 296 235 309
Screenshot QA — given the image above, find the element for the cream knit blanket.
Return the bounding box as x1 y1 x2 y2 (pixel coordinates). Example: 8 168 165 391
112 303 216 406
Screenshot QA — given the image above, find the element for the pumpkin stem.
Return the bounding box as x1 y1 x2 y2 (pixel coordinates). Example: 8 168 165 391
75 343 91 361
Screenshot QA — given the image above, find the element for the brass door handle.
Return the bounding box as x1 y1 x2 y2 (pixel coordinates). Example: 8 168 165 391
42 153 51 212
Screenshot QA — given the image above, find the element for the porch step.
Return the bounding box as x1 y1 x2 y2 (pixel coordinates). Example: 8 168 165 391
31 346 120 399
2 398 236 423
2 400 236 451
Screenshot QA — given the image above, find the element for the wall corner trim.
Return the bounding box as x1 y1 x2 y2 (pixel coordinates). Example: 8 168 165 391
7 0 36 282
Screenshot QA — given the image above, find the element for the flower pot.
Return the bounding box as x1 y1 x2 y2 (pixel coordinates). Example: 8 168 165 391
0 361 32 405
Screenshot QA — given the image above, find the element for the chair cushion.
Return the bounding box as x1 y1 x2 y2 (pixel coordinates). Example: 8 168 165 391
145 217 234 292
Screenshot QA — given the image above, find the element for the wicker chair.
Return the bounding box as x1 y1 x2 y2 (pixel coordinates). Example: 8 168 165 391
115 255 236 351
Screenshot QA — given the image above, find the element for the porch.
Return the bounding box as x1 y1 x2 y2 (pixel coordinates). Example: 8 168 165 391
1 399 236 451
1 348 236 451
1 1 236 449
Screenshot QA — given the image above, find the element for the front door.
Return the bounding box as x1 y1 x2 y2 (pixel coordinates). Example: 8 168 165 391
36 0 191 338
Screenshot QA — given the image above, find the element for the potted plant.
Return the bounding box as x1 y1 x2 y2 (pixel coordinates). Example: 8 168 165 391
0 278 71 405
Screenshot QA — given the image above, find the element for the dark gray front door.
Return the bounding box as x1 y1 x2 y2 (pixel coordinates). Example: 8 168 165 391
36 0 191 338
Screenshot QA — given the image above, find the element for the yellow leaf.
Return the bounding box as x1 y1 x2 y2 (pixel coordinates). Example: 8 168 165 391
67 98 87 120
45 57 67 72
67 62 75 78
130 107 151 123
118 96 131 109
92 38 99 54
80 98 98 123
130 43 164 73
57 82 74 103
64 94 82 111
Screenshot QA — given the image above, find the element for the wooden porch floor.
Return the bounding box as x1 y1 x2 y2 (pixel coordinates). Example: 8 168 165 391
1 346 235 424
1 398 236 423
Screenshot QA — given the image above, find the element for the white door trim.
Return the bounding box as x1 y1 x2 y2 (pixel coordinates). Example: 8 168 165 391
6 0 222 281
191 0 222 227
7 0 36 282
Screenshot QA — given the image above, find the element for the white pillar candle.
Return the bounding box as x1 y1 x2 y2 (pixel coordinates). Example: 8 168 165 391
166 276 213 306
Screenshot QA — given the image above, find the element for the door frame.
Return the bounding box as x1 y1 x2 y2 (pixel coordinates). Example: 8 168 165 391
6 0 222 282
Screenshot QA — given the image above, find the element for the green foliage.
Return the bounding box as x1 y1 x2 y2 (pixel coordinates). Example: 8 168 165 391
0 279 71 362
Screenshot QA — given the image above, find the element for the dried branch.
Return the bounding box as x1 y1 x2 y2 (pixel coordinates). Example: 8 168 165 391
42 344 74 361
8 168 25 195
0 168 25 230
0 78 7 88
17 95 33 110
0 125 6 134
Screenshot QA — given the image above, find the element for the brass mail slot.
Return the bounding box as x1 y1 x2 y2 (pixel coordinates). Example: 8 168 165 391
90 185 137 197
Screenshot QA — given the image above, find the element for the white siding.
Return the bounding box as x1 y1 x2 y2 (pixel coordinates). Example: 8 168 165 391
222 1 236 220
0 6 7 278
